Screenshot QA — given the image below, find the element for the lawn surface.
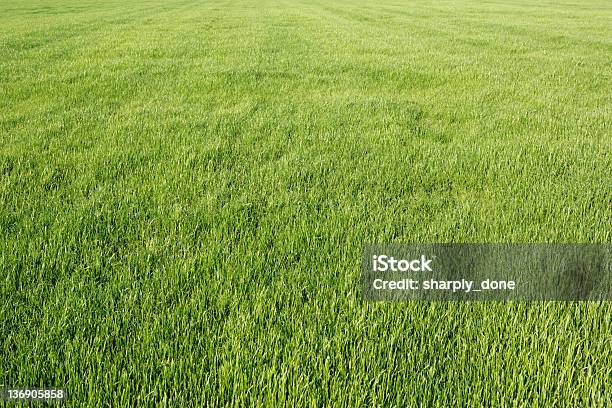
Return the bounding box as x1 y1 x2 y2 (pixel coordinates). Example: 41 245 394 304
1 0 611 406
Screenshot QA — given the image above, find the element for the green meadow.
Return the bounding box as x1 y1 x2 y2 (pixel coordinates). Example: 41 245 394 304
1 0 611 405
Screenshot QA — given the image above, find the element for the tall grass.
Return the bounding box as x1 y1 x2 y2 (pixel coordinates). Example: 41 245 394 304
1 0 611 405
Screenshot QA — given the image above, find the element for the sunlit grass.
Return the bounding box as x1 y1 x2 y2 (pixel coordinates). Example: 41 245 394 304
1 0 611 405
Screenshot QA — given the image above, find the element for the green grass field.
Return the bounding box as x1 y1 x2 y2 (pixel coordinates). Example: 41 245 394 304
1 0 611 405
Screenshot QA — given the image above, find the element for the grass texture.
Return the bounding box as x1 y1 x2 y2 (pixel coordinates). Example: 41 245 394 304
1 0 611 406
